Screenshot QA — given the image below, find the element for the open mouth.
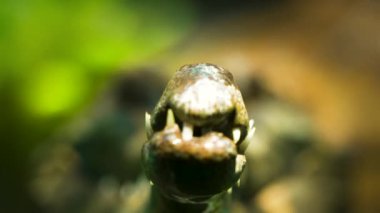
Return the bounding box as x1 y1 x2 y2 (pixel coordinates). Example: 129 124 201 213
143 109 247 201
145 106 254 159
145 108 246 161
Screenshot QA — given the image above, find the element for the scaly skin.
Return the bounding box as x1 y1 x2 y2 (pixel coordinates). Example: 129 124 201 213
142 63 254 212
149 63 249 144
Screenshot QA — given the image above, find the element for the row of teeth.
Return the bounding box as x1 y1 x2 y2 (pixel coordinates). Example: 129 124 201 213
145 109 255 146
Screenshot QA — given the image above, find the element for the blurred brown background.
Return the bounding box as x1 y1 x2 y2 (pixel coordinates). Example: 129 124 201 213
0 0 379 212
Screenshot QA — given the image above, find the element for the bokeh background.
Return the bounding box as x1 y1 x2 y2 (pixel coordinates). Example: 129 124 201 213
0 0 379 212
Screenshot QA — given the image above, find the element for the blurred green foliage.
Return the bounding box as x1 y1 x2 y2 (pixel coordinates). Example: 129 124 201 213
0 0 195 117
0 1 196 211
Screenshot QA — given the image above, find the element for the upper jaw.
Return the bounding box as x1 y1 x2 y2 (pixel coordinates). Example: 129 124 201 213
169 76 236 126
150 108 237 160
146 107 255 157
148 108 244 145
171 105 235 128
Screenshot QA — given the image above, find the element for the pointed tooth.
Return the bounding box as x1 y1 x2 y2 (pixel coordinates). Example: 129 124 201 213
145 112 150 129
145 112 153 138
166 109 175 127
237 179 241 187
235 154 246 174
145 112 151 128
247 119 256 140
227 188 232 194
233 128 241 143
149 181 154 186
249 119 254 130
182 122 193 141
238 119 255 153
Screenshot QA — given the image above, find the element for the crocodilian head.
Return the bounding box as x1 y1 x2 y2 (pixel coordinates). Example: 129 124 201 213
142 63 255 204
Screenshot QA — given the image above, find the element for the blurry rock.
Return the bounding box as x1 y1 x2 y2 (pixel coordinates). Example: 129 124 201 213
255 176 341 213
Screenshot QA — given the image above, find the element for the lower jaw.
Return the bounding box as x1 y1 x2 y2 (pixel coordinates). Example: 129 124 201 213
143 147 242 200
